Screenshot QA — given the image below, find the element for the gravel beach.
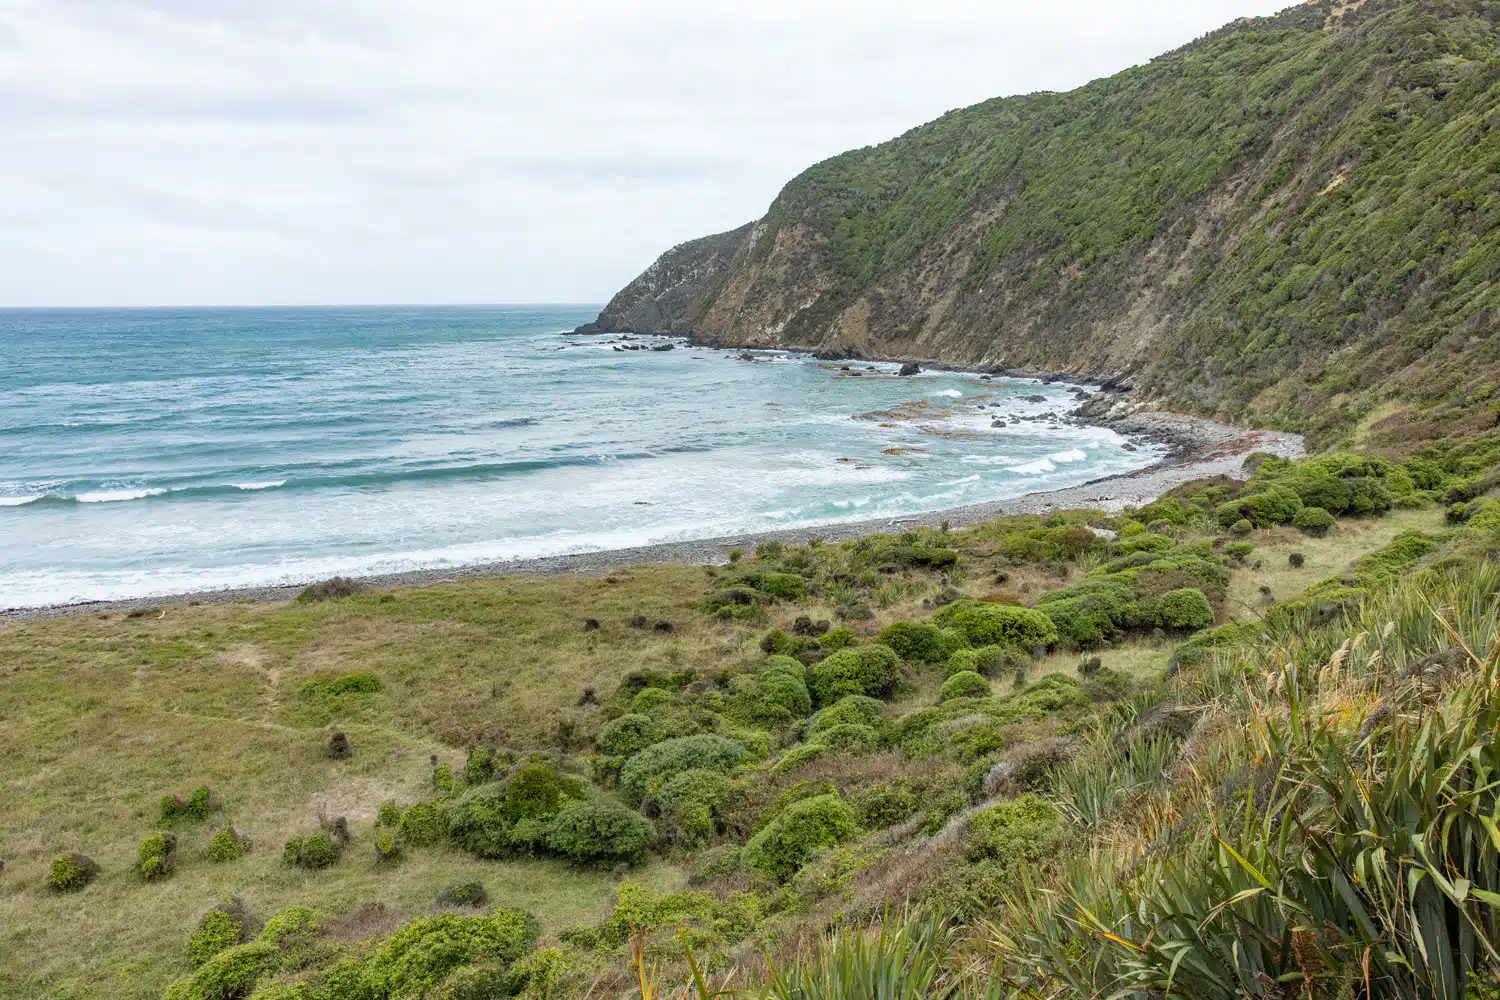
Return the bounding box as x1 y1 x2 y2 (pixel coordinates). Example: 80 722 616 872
2 410 1301 623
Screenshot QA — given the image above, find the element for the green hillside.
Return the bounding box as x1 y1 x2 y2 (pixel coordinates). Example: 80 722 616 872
591 0 1500 451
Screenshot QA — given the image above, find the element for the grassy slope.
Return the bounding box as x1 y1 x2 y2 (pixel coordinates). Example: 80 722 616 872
0 488 1460 998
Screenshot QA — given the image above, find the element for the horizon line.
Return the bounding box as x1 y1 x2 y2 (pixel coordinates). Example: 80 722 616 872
0 301 606 311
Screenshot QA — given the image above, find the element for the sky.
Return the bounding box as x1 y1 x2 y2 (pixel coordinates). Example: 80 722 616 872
0 0 1292 307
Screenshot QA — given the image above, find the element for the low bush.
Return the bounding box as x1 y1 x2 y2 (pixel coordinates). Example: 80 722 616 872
820 627 857 650
816 722 881 752
596 713 659 757
160 786 215 826
808 644 902 705
619 734 748 806
876 621 968 663
806 694 885 738
770 743 828 775
743 571 807 600
207 827 250 863
964 793 1064 867
690 844 742 885
162 942 277 1000
546 799 657 865
138 831 178 880
1215 486 1302 529
1292 505 1337 536
398 801 446 847
282 831 340 870
742 794 859 881
946 644 1019 677
940 670 991 701
437 879 489 908
657 768 732 848
947 604 1059 649
630 687 676 713
186 898 254 967
360 909 540 999
853 781 920 829
302 672 381 698
1142 587 1215 630
296 577 363 602
48 852 100 892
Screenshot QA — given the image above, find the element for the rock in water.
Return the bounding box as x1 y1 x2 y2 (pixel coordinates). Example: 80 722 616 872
897 362 921 377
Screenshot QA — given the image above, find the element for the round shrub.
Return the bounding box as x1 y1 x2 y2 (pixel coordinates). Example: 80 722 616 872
1293 506 1336 537
48 852 100 892
806 694 885 738
819 627 857 650
1230 518 1253 535
630 687 676 713
946 644 1017 677
361 909 540 998
437 879 489 908
207 827 250 863
398 801 446 847
749 571 807 600
762 654 807 680
816 723 880 752
597 714 659 757
138 831 178 880
619 734 748 806
444 784 514 859
876 621 968 663
689 844 742 885
162 942 276 1000
283 832 340 870
657 769 731 847
374 830 402 864
742 794 859 881
964 794 1064 867
160 786 216 826
187 900 252 967
853 782 918 829
939 671 991 702
545 799 657 865
808 644 901 706
504 766 563 822
947 605 1058 650
770 743 827 775
1289 551 1306 568
1150 588 1215 630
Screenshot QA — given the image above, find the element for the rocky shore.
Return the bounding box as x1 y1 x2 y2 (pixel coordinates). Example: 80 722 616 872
2 410 1301 623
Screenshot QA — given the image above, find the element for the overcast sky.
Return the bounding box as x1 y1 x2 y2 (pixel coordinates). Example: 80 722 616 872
0 1 1291 307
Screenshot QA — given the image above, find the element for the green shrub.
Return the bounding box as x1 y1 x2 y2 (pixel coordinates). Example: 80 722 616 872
187 901 252 967
316 672 381 696
1143 588 1215 630
444 784 514 859
1355 530 1441 584
964 794 1064 866
160 786 215 826
138 831 178 880
206 827 249 863
742 794 859 881
770 743 828 775
853 781 919 829
282 832 339 870
946 644 1018 677
819 627 857 650
631 687 677 713
398 801 446 847
746 571 808 600
619 734 748 806
1293 506 1336 536
1113 533 1174 556
690 844 742 885
465 745 495 785
806 694 885 738
437 879 489 907
729 669 812 727
597 713 659 757
816 723 880 751
808 644 901 705
940 671 991 701
504 766 563 822
876 621 968 663
658 769 732 848
1230 518 1253 535
48 852 99 892
948 605 1059 649
361 909 540 998
546 799 657 865
1224 541 1255 561
162 942 276 1000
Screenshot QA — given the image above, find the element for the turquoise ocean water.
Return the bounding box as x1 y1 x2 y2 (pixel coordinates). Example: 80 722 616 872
0 306 1160 608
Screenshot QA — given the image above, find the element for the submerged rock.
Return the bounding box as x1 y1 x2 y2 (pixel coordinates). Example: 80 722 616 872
897 361 921 377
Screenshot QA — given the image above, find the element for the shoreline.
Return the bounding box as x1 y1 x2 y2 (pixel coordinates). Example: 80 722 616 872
1 410 1302 624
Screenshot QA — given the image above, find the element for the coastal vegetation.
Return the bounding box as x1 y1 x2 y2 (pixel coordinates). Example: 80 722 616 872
5 432 1500 997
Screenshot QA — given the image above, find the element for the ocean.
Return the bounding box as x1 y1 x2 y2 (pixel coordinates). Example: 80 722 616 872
0 305 1161 608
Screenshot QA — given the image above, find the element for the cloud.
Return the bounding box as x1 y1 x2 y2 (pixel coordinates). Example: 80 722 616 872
0 0 1291 306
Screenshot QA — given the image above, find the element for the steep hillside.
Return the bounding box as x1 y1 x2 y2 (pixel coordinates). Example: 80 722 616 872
585 0 1500 450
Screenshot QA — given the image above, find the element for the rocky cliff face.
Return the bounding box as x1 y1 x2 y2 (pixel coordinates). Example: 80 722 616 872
580 0 1500 451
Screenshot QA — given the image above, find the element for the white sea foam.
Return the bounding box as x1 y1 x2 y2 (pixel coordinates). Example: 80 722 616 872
1050 449 1089 463
959 455 1018 466
233 480 286 491
1010 458 1056 475
0 496 43 507
935 389 963 398
76 488 168 503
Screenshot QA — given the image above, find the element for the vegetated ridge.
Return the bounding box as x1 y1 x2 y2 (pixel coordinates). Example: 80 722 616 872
581 0 1500 451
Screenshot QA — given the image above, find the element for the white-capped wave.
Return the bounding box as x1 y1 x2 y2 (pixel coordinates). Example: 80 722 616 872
959 455 1018 466
76 488 168 503
233 480 286 491
1010 458 1056 475
1050 449 1089 463
0 495 44 507
935 389 963 398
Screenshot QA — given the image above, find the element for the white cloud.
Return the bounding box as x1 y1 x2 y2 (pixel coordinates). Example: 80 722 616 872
0 0 1292 306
